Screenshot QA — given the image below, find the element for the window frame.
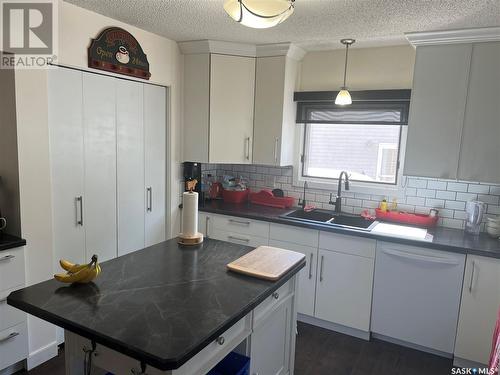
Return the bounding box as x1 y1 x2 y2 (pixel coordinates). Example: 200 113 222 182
292 89 411 197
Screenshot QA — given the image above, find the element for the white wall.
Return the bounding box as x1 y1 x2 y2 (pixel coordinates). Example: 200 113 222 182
299 45 415 90
14 0 183 368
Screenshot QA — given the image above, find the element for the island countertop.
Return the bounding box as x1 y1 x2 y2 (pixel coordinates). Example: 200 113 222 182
7 238 305 371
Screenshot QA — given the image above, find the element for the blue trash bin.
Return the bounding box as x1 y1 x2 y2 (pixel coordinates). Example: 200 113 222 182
207 352 250 375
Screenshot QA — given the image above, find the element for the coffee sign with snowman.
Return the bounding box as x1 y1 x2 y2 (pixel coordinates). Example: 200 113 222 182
88 27 151 80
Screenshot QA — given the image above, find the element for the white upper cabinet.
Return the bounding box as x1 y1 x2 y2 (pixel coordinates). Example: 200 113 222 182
405 29 500 182
183 53 255 163
404 44 472 179
457 42 500 183
253 56 299 166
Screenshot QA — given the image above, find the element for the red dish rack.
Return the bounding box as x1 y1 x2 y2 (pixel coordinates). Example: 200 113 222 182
249 190 295 209
375 208 438 228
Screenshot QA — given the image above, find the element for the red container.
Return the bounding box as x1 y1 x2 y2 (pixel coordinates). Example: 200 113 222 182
249 190 295 209
375 208 438 228
222 189 249 204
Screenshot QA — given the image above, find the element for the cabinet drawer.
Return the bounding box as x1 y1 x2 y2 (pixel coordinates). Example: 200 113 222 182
210 228 268 248
0 247 25 292
270 223 319 247
253 279 293 328
0 321 28 370
211 215 269 238
70 314 252 375
0 288 26 331
319 232 375 258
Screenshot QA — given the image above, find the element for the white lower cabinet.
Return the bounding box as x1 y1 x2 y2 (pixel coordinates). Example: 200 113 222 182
454 255 500 366
250 296 292 375
371 242 465 354
315 247 375 332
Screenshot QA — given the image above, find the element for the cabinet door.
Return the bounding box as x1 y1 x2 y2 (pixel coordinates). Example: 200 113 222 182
458 42 500 183
209 54 255 164
455 256 500 365
250 299 291 375
144 84 166 247
404 44 472 179
48 68 86 267
315 249 374 331
117 79 145 256
253 56 285 166
269 239 317 316
83 72 117 262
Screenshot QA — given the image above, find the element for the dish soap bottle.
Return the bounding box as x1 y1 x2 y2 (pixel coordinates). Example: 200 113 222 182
379 199 388 212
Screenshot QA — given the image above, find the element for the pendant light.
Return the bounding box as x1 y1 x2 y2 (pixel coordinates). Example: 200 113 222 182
223 0 295 29
335 38 356 106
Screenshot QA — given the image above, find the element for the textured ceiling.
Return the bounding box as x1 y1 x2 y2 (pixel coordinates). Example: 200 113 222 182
64 0 500 50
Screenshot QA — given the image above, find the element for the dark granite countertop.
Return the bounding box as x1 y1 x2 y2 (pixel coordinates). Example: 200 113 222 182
200 200 500 259
8 238 305 370
0 233 26 251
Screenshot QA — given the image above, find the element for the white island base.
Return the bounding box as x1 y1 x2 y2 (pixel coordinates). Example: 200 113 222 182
65 276 297 375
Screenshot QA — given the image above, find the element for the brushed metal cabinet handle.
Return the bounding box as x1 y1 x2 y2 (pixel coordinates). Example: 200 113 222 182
272 292 279 299
76 196 83 226
469 260 476 293
149 187 153 212
274 137 279 163
228 235 250 243
0 254 15 262
216 336 225 345
228 219 251 226
205 216 210 238
245 137 251 160
0 332 19 343
320 255 324 282
308 253 313 279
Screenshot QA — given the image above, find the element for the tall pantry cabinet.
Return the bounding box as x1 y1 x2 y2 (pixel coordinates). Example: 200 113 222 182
48 67 166 271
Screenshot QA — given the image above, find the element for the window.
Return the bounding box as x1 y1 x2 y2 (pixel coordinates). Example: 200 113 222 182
295 91 410 186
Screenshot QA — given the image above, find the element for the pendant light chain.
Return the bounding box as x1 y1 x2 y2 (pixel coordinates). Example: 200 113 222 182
343 43 349 88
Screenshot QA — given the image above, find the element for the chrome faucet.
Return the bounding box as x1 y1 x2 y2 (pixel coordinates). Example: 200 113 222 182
298 181 308 209
329 171 350 214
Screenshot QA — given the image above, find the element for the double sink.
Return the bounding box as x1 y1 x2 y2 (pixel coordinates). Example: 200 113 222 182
280 208 378 231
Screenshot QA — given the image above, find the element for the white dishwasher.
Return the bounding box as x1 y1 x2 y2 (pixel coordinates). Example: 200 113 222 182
371 241 466 355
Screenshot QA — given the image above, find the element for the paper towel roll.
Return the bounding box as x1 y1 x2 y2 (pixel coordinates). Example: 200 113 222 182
182 191 198 237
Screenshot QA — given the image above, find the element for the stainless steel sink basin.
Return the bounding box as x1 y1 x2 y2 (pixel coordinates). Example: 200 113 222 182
280 208 377 231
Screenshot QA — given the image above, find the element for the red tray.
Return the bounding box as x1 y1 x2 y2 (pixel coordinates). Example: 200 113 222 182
222 189 249 204
250 190 295 209
375 208 438 228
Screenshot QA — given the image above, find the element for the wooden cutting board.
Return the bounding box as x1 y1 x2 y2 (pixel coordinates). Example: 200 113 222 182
227 246 305 281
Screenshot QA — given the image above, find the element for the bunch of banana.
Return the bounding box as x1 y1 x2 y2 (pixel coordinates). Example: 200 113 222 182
54 254 101 283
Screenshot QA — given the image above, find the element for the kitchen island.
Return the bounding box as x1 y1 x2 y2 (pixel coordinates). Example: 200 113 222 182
8 238 305 374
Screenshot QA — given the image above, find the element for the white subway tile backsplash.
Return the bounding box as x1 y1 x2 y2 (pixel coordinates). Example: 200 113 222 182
468 184 490 194
427 180 448 190
447 182 468 192
445 200 466 210
436 190 456 200
408 178 427 189
455 192 478 201
212 164 499 231
416 189 436 198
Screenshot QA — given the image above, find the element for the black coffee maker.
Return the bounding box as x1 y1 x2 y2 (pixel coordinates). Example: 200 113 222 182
183 162 203 204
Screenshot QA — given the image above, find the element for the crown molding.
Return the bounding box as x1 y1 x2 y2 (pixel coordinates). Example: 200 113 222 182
405 27 500 47
178 40 306 60
178 40 257 57
256 43 306 60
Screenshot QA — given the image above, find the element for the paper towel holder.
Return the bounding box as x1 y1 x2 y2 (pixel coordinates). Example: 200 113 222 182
178 181 204 246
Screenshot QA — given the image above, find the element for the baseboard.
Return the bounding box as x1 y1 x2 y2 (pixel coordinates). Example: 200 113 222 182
0 361 25 375
297 313 371 341
371 333 453 359
453 357 488 369
27 341 58 370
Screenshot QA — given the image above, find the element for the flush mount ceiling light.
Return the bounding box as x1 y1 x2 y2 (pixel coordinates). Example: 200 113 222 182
223 0 295 29
335 38 356 106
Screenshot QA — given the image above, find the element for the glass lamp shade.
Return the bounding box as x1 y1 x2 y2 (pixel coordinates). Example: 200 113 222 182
223 0 294 29
335 88 352 105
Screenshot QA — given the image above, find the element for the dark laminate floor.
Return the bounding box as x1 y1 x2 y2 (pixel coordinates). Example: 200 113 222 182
20 322 453 375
